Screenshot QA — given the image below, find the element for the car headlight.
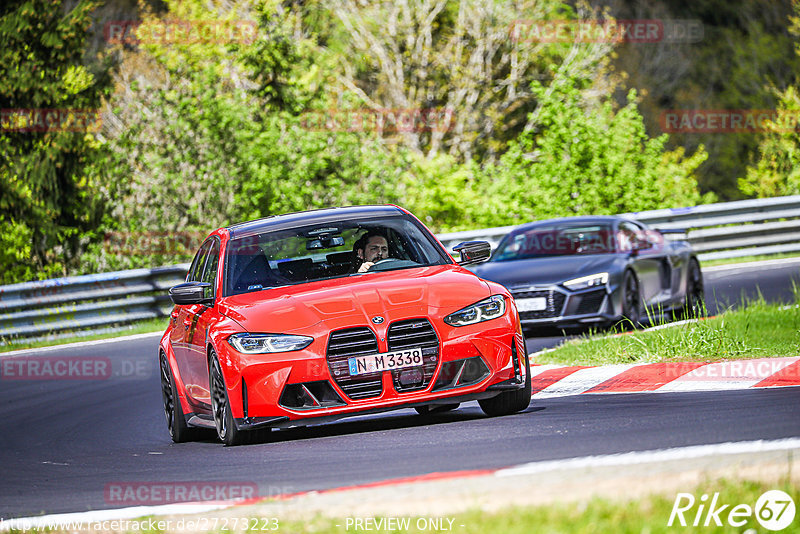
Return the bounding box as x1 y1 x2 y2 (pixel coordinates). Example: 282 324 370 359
563 272 609 290
444 295 506 327
227 333 313 354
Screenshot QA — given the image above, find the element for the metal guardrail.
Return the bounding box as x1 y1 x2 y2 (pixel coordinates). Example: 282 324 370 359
2 195 800 344
0 265 189 344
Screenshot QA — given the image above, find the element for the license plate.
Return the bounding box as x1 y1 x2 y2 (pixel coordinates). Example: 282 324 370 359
516 297 547 312
348 348 424 376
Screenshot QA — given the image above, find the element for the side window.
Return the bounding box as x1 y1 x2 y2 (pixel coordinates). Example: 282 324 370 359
199 239 220 301
618 222 645 252
188 240 212 282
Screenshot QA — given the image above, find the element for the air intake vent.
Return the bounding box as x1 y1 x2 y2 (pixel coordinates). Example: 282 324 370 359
388 319 439 392
279 381 346 410
326 327 382 399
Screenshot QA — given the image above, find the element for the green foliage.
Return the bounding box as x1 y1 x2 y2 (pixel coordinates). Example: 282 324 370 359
0 0 112 283
740 87 800 197
741 2 800 197
3 0 716 282
474 79 711 226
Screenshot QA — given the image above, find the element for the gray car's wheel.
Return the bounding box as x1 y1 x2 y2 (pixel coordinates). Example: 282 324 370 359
209 350 255 446
621 269 641 328
160 351 201 443
682 258 705 319
478 347 531 417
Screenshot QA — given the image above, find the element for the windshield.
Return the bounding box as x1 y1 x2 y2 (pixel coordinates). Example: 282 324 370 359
224 214 450 296
492 223 616 261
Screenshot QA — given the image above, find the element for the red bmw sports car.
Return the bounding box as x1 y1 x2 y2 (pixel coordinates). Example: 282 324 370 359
160 205 531 445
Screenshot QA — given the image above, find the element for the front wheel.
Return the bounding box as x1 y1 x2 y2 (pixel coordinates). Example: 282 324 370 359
479 348 531 417
160 351 201 443
209 350 255 446
620 270 641 329
682 258 705 319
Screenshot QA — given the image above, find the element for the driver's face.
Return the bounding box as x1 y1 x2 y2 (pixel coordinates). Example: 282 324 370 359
362 236 389 262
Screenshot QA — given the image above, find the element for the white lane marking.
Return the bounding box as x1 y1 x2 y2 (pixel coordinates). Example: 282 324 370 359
532 364 640 398
702 256 800 273
656 357 800 392
0 503 234 531
495 437 800 477
0 331 163 358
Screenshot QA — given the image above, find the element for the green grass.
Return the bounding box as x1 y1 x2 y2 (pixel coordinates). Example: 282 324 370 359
535 293 800 366
0 317 169 353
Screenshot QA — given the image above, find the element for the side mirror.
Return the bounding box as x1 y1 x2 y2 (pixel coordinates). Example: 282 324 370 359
453 241 492 265
169 282 213 305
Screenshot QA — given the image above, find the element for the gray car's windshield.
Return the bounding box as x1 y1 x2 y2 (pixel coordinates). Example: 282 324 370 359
224 214 449 296
493 223 615 261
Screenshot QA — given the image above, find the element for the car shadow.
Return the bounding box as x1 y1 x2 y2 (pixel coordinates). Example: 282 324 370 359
225 404 548 446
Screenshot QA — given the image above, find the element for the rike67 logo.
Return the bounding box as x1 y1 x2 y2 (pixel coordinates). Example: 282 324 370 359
669 490 796 531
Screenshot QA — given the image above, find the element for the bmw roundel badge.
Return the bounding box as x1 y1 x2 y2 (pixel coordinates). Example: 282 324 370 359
371 316 385 324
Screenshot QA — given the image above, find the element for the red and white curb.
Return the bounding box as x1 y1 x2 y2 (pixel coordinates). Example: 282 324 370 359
527 356 800 398
3 438 799 531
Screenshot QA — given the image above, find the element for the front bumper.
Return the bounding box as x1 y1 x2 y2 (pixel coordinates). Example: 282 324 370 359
213 314 526 430
511 285 618 329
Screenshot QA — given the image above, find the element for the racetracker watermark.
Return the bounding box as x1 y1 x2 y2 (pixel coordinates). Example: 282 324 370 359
660 109 800 133
104 481 261 505
665 359 800 381
0 516 280 533
1 357 111 380
509 19 703 43
669 490 796 530
299 108 454 133
103 230 205 256
0 109 101 133
104 19 257 46
0 356 153 381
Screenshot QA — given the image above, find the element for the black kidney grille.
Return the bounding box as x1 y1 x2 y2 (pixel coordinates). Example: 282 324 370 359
326 327 382 400
514 289 566 320
387 319 439 392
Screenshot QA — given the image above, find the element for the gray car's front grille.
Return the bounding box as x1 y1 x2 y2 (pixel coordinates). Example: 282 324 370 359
575 288 606 315
514 289 566 319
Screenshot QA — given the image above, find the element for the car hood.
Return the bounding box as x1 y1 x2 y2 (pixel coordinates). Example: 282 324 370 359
472 254 619 288
218 265 491 333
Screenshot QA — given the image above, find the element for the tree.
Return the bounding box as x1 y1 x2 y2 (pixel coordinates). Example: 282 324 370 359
0 0 112 283
741 1 800 197
325 0 615 162
475 77 711 226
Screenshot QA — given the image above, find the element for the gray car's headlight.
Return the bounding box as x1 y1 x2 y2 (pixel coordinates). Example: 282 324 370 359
563 272 609 290
444 295 506 327
227 333 313 354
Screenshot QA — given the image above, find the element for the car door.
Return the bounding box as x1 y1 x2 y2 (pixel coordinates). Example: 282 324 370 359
183 237 222 408
619 221 665 308
169 240 212 404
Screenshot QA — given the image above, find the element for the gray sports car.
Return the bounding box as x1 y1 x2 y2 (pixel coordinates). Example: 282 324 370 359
471 216 704 333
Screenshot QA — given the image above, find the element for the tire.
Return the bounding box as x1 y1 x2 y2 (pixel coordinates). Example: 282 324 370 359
479 347 532 417
414 403 460 416
620 269 641 329
160 351 201 443
209 350 255 446
682 258 705 319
